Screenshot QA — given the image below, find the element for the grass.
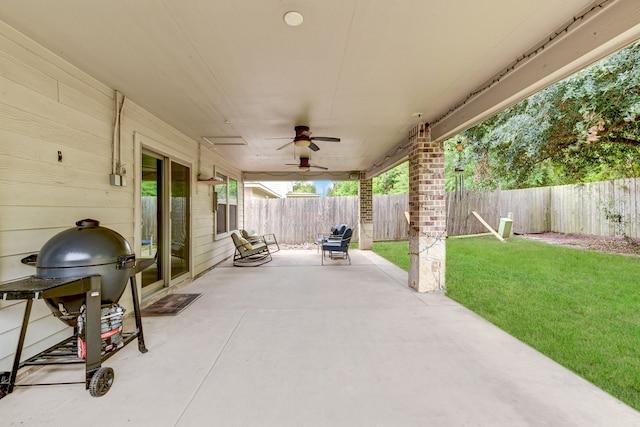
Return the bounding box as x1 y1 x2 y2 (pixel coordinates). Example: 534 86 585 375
372 236 640 411
372 240 410 271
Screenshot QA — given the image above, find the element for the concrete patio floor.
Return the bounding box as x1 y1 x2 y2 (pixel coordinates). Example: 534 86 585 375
2 248 640 426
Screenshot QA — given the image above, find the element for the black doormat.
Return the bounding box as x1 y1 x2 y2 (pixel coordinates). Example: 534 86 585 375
141 293 202 316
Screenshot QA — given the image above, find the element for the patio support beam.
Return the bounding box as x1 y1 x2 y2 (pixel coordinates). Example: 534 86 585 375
431 0 640 142
358 175 373 250
408 124 446 292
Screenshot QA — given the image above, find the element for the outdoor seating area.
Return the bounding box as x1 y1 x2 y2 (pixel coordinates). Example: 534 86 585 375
241 229 280 253
321 226 353 265
231 232 273 266
315 224 347 252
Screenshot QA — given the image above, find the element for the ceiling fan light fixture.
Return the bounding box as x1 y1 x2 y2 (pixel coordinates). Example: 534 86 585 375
283 11 304 27
293 135 311 147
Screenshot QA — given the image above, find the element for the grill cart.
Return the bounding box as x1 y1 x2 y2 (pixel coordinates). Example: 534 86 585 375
0 219 153 398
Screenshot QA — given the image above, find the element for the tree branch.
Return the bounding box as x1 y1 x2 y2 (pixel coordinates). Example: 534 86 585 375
605 136 640 146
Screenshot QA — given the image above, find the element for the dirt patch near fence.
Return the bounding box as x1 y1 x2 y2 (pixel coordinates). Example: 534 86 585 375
518 232 640 257
277 242 318 250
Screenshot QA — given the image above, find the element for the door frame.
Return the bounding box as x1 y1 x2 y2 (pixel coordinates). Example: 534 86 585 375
134 132 192 299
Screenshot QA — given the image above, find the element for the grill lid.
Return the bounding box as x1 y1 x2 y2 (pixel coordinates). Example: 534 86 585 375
36 219 133 269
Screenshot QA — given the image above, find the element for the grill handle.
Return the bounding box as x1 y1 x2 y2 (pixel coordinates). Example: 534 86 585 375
21 254 38 266
117 254 136 270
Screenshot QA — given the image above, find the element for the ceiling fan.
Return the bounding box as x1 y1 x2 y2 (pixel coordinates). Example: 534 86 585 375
285 155 328 171
276 125 340 152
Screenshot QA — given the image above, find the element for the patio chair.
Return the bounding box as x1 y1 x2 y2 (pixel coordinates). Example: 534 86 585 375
261 233 280 252
316 224 347 252
321 227 353 265
241 229 280 253
231 232 272 267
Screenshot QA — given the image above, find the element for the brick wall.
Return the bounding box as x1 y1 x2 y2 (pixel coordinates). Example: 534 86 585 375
408 124 446 237
358 175 373 223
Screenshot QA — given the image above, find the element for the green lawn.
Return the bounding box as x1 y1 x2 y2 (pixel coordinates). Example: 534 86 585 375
372 240 410 271
372 236 640 411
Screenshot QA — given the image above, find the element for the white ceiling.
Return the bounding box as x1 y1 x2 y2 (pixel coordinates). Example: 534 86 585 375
1 0 639 179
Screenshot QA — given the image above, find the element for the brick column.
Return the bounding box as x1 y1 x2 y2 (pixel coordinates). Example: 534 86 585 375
358 175 373 250
408 123 446 292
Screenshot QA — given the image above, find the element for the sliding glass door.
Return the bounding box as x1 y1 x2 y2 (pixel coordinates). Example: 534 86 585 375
141 152 163 292
141 150 190 296
170 161 189 279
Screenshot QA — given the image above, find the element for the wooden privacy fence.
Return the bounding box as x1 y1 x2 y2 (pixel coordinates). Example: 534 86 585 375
446 187 551 236
549 178 639 239
244 194 411 244
244 196 359 245
244 177 640 244
449 178 640 240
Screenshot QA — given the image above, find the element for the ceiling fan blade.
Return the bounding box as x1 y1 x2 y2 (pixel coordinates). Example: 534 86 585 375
284 163 299 166
311 164 329 170
309 142 320 152
276 140 294 150
310 136 340 142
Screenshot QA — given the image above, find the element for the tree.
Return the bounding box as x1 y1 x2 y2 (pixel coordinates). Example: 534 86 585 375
327 180 358 196
292 181 317 193
458 40 640 190
326 162 410 197
373 162 409 194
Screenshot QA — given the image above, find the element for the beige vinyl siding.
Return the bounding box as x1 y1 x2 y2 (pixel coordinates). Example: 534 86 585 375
0 20 240 372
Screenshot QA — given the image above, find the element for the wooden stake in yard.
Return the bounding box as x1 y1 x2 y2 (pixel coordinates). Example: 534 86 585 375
472 211 505 242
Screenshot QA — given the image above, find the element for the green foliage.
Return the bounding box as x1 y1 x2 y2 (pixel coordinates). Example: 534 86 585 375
373 162 409 194
444 135 475 192
455 40 640 190
600 200 631 241
327 180 358 196
327 162 409 196
229 179 237 200
292 181 317 193
141 181 157 196
446 236 640 411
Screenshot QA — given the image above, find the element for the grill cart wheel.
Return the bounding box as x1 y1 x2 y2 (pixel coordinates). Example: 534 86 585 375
89 366 114 397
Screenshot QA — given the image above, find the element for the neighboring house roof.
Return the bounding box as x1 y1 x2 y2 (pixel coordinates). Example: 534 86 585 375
245 181 298 198
244 182 283 198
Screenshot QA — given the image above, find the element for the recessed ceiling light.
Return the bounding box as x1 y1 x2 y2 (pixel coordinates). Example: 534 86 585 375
283 11 303 27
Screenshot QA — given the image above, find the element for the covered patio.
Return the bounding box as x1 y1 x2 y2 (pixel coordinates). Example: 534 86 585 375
3 249 639 426
2 1 640 422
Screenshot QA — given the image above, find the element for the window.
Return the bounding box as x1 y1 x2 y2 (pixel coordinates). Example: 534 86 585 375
215 174 227 234
215 175 238 235
229 178 238 231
